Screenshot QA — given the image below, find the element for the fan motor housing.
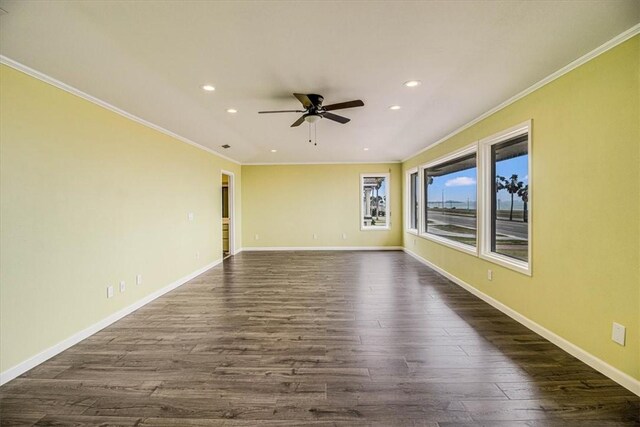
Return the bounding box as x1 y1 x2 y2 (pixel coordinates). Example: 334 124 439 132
307 94 324 109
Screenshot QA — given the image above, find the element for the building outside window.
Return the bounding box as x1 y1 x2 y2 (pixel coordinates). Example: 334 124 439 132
361 173 390 230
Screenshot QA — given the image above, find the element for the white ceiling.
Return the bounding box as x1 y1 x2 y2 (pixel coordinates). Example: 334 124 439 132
1 1 638 164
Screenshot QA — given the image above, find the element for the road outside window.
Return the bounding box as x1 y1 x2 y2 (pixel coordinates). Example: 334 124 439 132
424 152 477 248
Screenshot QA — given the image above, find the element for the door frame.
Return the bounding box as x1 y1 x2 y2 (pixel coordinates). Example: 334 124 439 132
221 170 235 256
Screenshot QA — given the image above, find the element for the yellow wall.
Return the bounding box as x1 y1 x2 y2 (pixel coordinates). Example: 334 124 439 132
2 36 637 386
402 37 639 379
242 164 402 248
0 65 241 372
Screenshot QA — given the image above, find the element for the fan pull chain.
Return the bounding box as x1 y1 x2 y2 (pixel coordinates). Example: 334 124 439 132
314 123 317 146
308 122 312 143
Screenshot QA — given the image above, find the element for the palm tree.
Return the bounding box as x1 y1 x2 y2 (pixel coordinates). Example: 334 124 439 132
496 174 524 221
518 184 529 223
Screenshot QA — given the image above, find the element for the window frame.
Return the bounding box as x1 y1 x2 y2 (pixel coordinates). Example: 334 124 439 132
405 167 419 235
360 173 391 231
419 143 479 256
478 120 532 276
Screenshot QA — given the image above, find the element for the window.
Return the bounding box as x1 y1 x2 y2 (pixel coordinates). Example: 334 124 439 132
406 169 419 232
361 173 390 230
422 145 477 252
480 121 531 274
411 121 531 275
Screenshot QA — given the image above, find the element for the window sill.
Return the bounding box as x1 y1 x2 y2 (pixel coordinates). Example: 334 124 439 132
361 226 390 231
419 232 478 256
406 229 418 235
480 251 531 276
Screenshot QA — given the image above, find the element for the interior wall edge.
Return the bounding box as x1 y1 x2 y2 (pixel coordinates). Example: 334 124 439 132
242 161 402 166
403 248 640 397
0 258 222 387
242 246 403 251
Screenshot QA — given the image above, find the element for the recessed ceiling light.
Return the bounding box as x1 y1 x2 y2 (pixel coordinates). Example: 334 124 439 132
270 149 277 153
201 84 215 92
404 80 422 88
226 108 237 114
363 148 369 151
389 105 401 110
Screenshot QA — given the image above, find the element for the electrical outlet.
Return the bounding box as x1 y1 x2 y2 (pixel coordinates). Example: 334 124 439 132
188 212 194 222
612 322 626 346
313 233 318 240
254 234 259 240
136 274 142 285
196 251 200 260
119 281 126 293
106 286 114 299
342 233 347 240
487 269 493 281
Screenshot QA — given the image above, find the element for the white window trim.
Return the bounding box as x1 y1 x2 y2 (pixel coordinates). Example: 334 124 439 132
360 173 391 231
419 143 479 256
478 120 532 276
405 167 419 235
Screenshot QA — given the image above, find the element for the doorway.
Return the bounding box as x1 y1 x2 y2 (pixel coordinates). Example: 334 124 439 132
221 171 234 258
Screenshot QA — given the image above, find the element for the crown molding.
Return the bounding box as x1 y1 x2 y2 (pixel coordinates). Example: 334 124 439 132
0 55 242 165
401 23 640 163
3 22 638 167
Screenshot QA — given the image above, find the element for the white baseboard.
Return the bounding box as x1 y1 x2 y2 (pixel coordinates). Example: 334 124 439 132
242 246 403 251
0 259 221 386
402 248 640 397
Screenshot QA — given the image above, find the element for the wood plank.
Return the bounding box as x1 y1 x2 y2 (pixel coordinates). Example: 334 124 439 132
0 251 637 424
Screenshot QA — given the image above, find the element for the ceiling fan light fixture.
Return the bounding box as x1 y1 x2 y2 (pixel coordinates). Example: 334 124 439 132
259 93 363 127
304 114 321 124
404 80 422 88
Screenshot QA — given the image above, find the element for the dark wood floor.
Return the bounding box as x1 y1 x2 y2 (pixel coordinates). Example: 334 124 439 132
1 251 638 426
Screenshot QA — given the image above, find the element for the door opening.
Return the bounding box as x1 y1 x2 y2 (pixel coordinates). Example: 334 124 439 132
221 171 234 258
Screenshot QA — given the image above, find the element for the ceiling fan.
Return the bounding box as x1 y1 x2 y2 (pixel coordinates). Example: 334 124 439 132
259 93 364 127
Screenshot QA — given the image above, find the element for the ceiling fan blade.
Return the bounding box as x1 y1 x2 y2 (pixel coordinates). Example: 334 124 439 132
290 116 306 127
293 93 313 108
323 112 350 124
258 110 305 114
323 100 364 111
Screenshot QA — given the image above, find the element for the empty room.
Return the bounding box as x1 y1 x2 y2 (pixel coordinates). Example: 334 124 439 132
0 1 639 425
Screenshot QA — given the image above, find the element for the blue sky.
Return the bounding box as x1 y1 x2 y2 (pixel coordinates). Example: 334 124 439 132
427 155 528 204
378 180 386 195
